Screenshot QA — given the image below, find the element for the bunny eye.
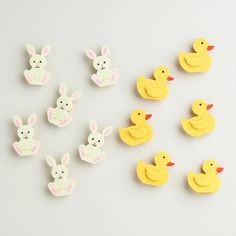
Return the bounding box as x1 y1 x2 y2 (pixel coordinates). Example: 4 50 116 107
21 131 24 134
33 61 36 63
39 60 42 63
98 140 100 142
55 171 58 174
92 138 94 140
97 63 100 66
61 171 64 173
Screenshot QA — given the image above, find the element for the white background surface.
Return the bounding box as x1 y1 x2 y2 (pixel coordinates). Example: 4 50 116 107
0 0 236 235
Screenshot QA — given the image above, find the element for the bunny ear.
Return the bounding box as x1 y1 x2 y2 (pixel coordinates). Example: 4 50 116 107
27 114 37 126
13 115 23 127
41 45 50 56
46 155 56 167
102 126 113 137
71 91 82 101
86 49 96 59
101 45 109 56
59 83 67 96
61 153 70 166
27 44 36 56
89 120 98 132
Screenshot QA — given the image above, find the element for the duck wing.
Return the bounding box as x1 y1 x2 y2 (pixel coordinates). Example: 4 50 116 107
190 117 209 130
184 53 203 67
145 166 162 181
128 126 148 139
193 174 212 187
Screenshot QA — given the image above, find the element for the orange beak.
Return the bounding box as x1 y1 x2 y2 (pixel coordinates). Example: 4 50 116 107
145 114 152 120
167 162 175 166
216 167 224 173
207 104 213 110
167 76 174 81
207 45 214 51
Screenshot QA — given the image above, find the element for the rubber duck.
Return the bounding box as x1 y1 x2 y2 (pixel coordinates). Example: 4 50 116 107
179 38 214 73
119 109 153 146
181 99 215 137
188 160 223 193
136 66 174 100
137 152 175 186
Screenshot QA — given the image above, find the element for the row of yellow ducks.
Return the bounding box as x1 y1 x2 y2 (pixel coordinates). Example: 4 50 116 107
118 101 215 146
137 38 214 101
137 152 223 193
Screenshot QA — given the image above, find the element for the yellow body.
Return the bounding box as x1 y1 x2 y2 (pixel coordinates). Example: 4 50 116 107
137 66 174 100
119 109 152 146
137 152 174 186
179 38 214 73
187 160 223 193
181 99 215 137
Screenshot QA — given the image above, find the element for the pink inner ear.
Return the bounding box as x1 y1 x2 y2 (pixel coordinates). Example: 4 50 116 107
90 121 97 132
28 115 36 125
13 116 22 127
86 50 96 59
47 157 56 167
103 127 113 136
62 154 70 165
59 84 67 95
42 47 49 56
101 46 109 56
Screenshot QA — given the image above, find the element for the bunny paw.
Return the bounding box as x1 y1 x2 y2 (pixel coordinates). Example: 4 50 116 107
111 70 118 82
79 145 86 160
13 142 23 156
32 140 40 155
24 70 33 84
91 75 103 87
59 116 72 127
67 180 75 194
48 183 59 196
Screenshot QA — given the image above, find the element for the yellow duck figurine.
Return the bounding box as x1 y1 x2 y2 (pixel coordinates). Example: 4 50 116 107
136 66 174 100
188 160 223 193
181 99 215 137
119 109 152 146
179 38 214 73
137 152 175 186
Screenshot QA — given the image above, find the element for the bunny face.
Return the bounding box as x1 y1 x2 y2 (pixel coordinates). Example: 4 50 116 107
30 55 46 69
86 45 111 71
88 132 105 148
26 44 50 69
13 114 37 140
56 83 82 112
51 165 68 180
56 96 73 112
47 153 70 180
88 120 113 148
93 56 110 71
17 125 34 139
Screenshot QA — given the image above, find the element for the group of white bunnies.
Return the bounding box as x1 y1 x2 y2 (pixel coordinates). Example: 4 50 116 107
12 44 116 196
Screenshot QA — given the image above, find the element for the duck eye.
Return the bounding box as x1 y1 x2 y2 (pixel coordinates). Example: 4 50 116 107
33 61 35 63
162 70 165 73
210 163 213 166
92 138 94 140
39 61 42 63
163 156 165 159
199 103 202 106
66 104 68 106
138 113 141 115
201 42 204 44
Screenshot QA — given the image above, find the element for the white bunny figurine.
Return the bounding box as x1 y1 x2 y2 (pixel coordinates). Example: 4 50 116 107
24 44 51 85
13 114 40 157
85 45 118 87
46 153 75 197
79 120 113 164
47 83 82 127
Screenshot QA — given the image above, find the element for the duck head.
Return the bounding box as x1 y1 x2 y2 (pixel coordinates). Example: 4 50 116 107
154 152 175 167
202 160 224 175
154 66 174 82
192 99 213 115
193 38 214 53
130 109 152 125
